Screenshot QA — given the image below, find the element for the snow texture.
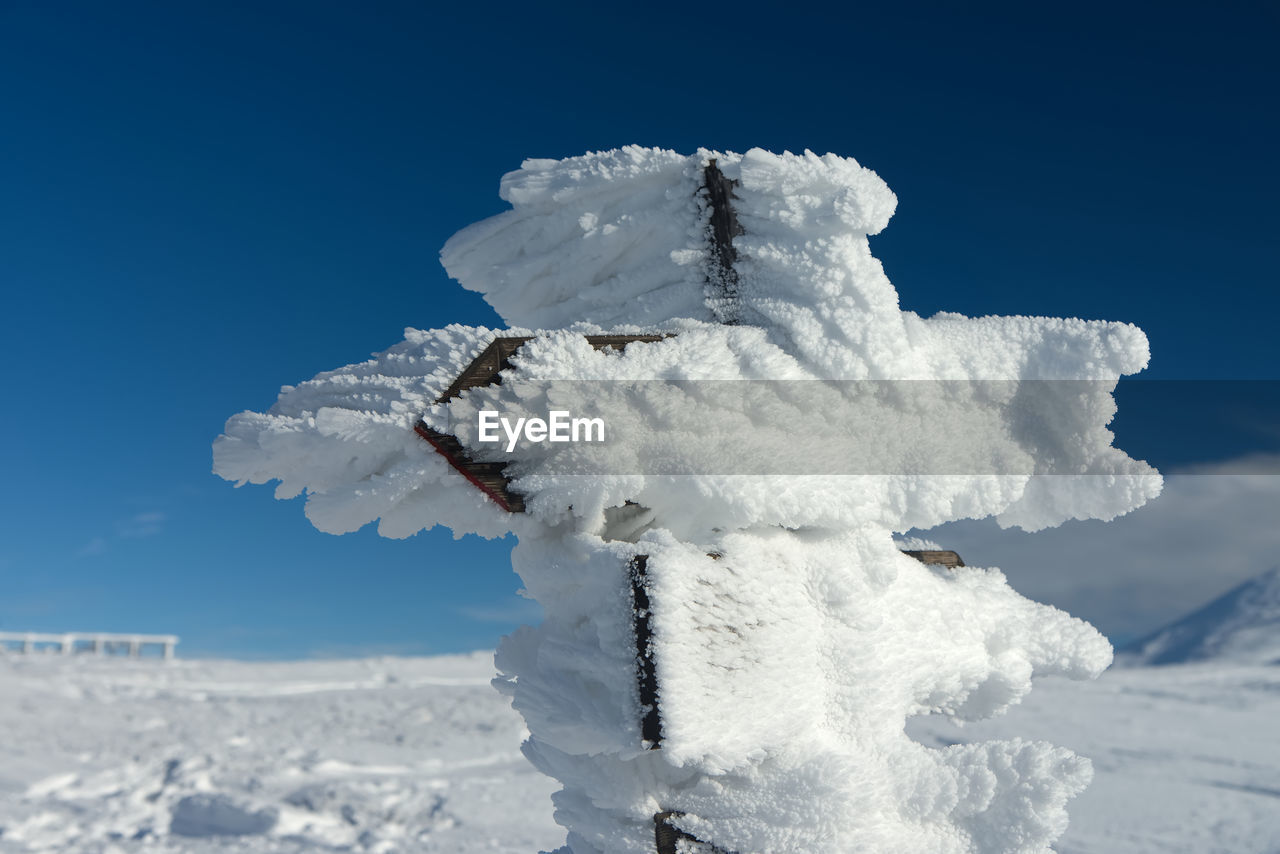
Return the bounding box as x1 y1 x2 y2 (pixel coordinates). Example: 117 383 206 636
213 146 1163 853
0 653 560 853
1118 566 1280 666
3 653 1278 854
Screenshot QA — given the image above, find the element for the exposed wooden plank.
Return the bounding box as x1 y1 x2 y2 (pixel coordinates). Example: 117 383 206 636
419 335 670 513
414 422 525 513
630 554 663 748
901 549 966 569
702 159 744 325
437 335 669 404
436 337 531 404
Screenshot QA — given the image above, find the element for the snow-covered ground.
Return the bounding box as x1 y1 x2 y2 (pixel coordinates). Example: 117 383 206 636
1 651 1277 854
0 653 559 853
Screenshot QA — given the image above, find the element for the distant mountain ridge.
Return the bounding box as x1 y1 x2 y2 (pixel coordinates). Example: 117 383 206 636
1118 567 1280 666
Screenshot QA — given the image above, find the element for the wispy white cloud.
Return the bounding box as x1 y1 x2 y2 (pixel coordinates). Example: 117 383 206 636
917 457 1280 641
457 598 544 625
75 510 168 557
117 511 166 538
76 537 108 557
1176 452 1280 475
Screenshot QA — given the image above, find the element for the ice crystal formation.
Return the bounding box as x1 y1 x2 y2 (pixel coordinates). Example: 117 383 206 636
215 147 1161 853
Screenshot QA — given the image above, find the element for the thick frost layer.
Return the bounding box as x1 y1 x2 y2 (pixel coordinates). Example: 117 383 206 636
214 146 1161 853
499 528 1108 853
441 147 713 331
216 322 1159 540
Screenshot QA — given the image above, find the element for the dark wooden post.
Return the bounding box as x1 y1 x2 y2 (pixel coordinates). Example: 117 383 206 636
631 555 664 748
702 159 745 325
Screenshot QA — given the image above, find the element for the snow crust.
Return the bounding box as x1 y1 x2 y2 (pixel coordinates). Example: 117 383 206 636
6 654 1278 854
0 653 560 853
213 146 1162 853
5 660 1274 850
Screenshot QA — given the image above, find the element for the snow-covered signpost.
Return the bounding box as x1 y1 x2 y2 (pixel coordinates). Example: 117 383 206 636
215 147 1161 853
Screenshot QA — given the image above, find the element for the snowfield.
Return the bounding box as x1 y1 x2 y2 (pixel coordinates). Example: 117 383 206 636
0 653 559 853
1 652 1277 854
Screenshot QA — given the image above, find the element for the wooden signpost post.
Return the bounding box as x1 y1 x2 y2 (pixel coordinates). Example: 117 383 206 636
410 162 965 854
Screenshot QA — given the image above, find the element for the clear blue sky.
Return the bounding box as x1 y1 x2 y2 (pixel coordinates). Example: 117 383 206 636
1 1 1276 657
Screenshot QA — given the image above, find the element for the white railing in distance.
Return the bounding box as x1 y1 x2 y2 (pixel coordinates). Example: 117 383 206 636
0 632 179 659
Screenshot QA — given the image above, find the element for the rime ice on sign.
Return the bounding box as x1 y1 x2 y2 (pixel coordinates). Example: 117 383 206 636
214 146 1161 853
